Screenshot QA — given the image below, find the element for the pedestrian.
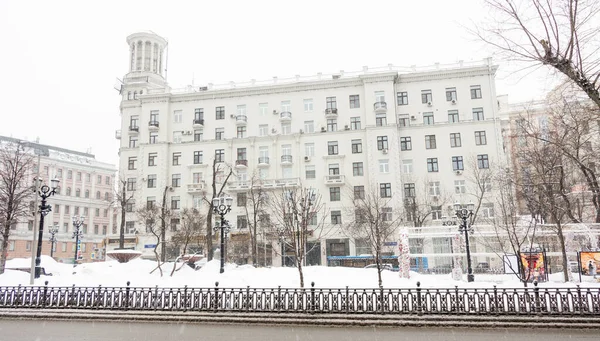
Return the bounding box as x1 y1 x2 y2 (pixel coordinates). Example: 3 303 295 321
590 261 597 279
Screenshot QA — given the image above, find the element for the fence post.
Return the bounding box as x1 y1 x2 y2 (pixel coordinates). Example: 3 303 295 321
493 285 498 315
183 285 188 312
96 285 102 309
416 281 422 316
42 281 49 308
214 282 219 312
310 282 316 314
246 286 251 311
125 281 130 310
15 284 22 307
533 281 541 315
379 286 385 315
70 284 76 307
345 286 349 314
577 285 582 315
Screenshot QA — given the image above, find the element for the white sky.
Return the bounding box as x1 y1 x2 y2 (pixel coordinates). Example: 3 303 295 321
0 0 559 167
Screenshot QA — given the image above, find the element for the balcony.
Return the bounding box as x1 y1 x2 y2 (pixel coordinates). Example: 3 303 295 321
192 119 204 128
128 126 139 134
235 115 247 126
275 177 300 187
281 155 293 165
324 175 345 186
324 108 338 119
115 130 121 139
187 182 206 193
374 102 387 114
235 159 248 169
258 156 270 167
148 121 159 131
228 181 250 191
279 111 292 122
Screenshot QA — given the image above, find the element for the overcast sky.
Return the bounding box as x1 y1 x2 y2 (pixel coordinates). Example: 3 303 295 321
0 0 559 167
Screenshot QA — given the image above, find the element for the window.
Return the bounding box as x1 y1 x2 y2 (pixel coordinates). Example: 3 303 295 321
237 104 246 116
421 89 432 103
215 149 225 163
172 174 181 188
65 205 70 214
126 200 135 212
128 157 137 170
147 174 157 188
236 215 248 229
94 224 99 234
400 137 412 151
215 127 224 140
192 172 203 184
470 85 482 99
173 110 182 123
402 159 413 174
328 163 340 175
445 87 457 101
305 143 315 156
354 186 365 199
259 124 269 136
425 135 436 149
350 117 361 130
375 114 387 127
352 162 364 176
452 156 464 171
482 203 495 218
330 187 341 201
130 115 139 129
150 110 159 124
129 136 138 148
379 159 389 173
194 130 203 142
305 165 316 179
331 210 342 224
349 95 360 108
427 158 439 172
450 133 462 147
148 153 157 166
327 119 337 132
237 192 247 207
194 108 204 122
303 99 313 112
102 225 107 235
147 196 156 209
77 172 82 181
86 173 91 183
351 139 362 154
380 183 392 198
171 196 180 210
237 126 247 138
381 207 393 222
398 115 409 127
326 96 337 109
448 110 459 123
397 91 408 105
236 148 247 162
67 170 72 179
75 189 81 197
327 141 339 155
84 190 90 198
172 152 181 166
431 206 443 220
281 123 291 135
423 112 434 125
475 131 487 145
473 108 484 121
377 136 388 150
103 209 108 217
281 100 291 112
216 106 225 119
193 151 203 164
97 175 102 184
404 183 416 197
304 121 314 133
61 242 67 252
106 176 111 185
477 154 490 169
455 180 466 194
259 103 268 116
428 181 441 196
149 132 159 144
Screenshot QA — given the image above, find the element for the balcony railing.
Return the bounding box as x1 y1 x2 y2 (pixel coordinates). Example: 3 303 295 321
280 112 292 120
187 182 205 193
374 102 387 112
236 115 248 124
115 130 121 139
325 108 338 118
281 155 293 164
128 126 139 132
235 159 248 168
193 119 205 126
148 121 159 128
258 157 270 165
325 175 345 185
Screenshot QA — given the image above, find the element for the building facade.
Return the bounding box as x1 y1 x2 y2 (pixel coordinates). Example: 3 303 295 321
116 31 506 266
1 136 117 264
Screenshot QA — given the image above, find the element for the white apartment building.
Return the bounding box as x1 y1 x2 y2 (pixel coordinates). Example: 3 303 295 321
116 31 505 266
1 136 117 263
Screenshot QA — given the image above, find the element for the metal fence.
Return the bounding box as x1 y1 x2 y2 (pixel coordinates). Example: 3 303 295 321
0 281 599 315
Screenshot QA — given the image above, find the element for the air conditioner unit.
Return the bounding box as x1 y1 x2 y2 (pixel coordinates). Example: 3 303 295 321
186 131 192 135
332 74 341 79
299 129 304 134
427 101 432 106
432 196 439 201
230 114 236 118
199 86 208 91
304 156 311 162
451 99 456 104
344 125 350 130
382 148 388 154
455 170 462 175
321 127 326 132
273 110 278 115
141 177 147 182
410 115 416 120
271 128 277 133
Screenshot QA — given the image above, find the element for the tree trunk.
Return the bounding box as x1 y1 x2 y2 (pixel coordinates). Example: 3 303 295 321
298 261 304 288
556 227 569 282
160 186 168 262
206 209 213 261
0 225 10 274
119 181 126 249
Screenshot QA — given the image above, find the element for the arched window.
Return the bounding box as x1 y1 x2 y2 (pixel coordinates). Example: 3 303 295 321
144 41 151 71
85 190 90 198
130 43 135 71
136 41 142 70
96 191 101 199
66 187 71 196
76 189 81 197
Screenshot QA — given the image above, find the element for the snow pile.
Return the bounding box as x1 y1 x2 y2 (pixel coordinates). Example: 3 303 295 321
1 257 599 289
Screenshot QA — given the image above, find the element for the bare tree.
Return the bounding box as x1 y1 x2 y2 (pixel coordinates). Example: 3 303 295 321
109 178 135 249
0 140 35 274
477 0 600 108
242 172 268 265
136 204 164 276
345 186 403 287
267 185 328 288
169 207 205 276
464 155 496 225
403 179 451 227
202 158 233 261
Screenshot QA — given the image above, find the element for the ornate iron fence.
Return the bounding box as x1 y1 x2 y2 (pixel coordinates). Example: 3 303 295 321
0 281 599 315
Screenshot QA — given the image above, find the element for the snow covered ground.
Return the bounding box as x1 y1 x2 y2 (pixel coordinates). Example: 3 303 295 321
1 256 599 289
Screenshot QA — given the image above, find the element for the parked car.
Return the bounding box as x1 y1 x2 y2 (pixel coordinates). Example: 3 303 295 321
475 262 490 273
364 264 396 271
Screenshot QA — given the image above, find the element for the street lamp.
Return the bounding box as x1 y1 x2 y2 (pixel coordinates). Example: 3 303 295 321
454 202 475 282
72 215 85 267
48 225 59 258
276 226 287 267
34 177 60 278
212 196 233 274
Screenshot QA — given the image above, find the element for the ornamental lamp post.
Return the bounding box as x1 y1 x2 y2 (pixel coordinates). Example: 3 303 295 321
276 226 287 267
48 225 59 258
454 202 475 282
212 196 233 274
34 177 60 278
72 215 85 267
